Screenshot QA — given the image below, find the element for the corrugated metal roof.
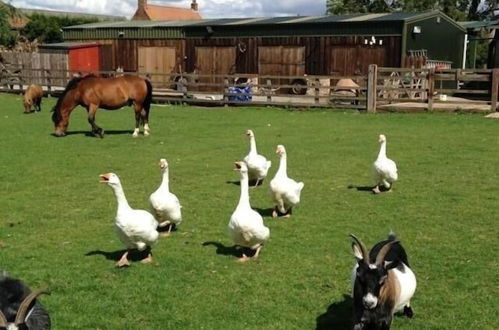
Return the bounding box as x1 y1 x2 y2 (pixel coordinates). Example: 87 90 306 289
39 42 99 49
460 20 499 29
64 11 443 30
63 10 466 39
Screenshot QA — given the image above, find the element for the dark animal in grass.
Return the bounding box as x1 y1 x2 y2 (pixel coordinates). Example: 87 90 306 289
350 233 416 330
0 273 50 330
51 74 153 138
23 84 43 113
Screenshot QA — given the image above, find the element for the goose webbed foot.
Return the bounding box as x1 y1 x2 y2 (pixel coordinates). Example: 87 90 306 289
116 251 131 268
237 246 262 262
159 220 171 228
237 254 251 263
140 253 153 264
372 185 381 194
272 206 292 218
160 224 173 237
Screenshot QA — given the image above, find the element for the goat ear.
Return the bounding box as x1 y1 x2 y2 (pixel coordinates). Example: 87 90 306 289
384 260 396 270
352 242 364 261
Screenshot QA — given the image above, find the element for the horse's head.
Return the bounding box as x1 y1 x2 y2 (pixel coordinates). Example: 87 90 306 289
52 77 86 137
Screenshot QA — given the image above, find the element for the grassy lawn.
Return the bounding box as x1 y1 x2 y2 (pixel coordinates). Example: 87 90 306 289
0 92 498 329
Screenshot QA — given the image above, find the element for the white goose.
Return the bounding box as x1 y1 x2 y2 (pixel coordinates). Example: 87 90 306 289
270 145 304 217
228 161 270 262
243 129 271 186
100 173 159 267
149 158 182 236
372 134 398 194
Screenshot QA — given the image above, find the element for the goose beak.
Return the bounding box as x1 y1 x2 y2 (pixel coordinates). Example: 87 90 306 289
100 173 110 183
234 162 242 171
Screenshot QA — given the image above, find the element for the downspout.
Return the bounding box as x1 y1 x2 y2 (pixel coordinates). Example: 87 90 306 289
462 33 468 69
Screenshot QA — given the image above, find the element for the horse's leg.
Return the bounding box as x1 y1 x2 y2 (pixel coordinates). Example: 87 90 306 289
132 107 141 138
142 107 150 137
87 104 104 138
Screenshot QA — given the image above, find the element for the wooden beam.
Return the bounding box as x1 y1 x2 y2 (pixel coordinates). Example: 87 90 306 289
428 68 435 112
491 68 499 112
367 64 377 113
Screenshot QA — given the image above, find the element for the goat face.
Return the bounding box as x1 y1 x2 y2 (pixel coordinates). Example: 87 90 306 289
354 262 389 310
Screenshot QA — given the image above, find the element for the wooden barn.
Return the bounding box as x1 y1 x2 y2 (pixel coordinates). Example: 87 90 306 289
61 10 465 90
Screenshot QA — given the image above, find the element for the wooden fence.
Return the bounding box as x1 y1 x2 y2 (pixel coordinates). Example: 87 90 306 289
0 64 498 112
368 65 498 112
0 52 68 87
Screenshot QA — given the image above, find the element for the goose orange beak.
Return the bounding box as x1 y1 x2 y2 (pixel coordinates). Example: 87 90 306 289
100 173 110 183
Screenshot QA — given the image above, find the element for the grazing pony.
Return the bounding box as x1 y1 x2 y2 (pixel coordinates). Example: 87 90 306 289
23 84 43 113
51 75 153 138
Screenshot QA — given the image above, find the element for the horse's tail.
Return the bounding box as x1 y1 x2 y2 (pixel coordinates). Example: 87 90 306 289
143 78 153 115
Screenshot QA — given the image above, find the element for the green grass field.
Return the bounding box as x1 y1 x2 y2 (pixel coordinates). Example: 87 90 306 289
0 93 498 329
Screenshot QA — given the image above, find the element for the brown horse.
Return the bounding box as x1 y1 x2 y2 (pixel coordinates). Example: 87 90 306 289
51 75 153 138
23 84 43 113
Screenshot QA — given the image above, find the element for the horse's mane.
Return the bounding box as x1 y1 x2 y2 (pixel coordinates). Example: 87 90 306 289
51 74 96 124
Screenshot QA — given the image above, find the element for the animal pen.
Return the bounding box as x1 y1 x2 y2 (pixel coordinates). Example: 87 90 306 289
1 59 498 112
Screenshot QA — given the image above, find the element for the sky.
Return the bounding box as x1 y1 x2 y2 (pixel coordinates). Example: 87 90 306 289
9 0 327 19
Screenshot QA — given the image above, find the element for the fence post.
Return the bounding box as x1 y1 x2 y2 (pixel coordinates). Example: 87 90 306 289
314 78 320 105
367 64 377 113
223 77 229 104
266 79 272 104
427 68 435 112
46 70 52 96
491 69 499 112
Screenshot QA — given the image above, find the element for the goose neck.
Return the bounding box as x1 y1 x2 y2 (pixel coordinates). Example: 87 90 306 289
248 136 258 155
159 169 170 191
237 172 251 208
111 183 131 212
377 141 387 160
276 154 288 177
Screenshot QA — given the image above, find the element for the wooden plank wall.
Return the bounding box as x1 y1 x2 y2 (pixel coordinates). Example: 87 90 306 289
71 35 401 76
0 51 68 86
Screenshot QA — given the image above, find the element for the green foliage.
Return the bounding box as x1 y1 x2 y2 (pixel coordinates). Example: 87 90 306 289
21 14 99 44
326 0 494 21
0 6 17 48
1 93 499 329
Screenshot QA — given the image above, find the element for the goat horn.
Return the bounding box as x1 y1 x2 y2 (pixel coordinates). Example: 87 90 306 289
350 234 370 264
14 288 50 326
0 310 8 328
375 240 398 267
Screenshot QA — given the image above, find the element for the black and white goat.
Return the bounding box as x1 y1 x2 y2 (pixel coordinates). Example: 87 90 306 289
350 233 416 330
0 273 50 330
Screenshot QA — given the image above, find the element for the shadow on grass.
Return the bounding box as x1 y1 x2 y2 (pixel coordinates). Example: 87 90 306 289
226 180 265 187
157 223 177 235
348 184 374 193
316 294 353 330
201 241 264 258
254 207 275 217
51 130 132 138
85 249 148 262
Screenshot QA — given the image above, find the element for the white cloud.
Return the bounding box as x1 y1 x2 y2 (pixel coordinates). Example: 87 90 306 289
10 0 326 18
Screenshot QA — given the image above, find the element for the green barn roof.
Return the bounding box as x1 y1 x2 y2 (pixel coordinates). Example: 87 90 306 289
63 10 465 40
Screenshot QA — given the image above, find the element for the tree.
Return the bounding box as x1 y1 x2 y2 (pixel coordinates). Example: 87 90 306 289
326 0 496 22
21 14 99 44
0 6 17 48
